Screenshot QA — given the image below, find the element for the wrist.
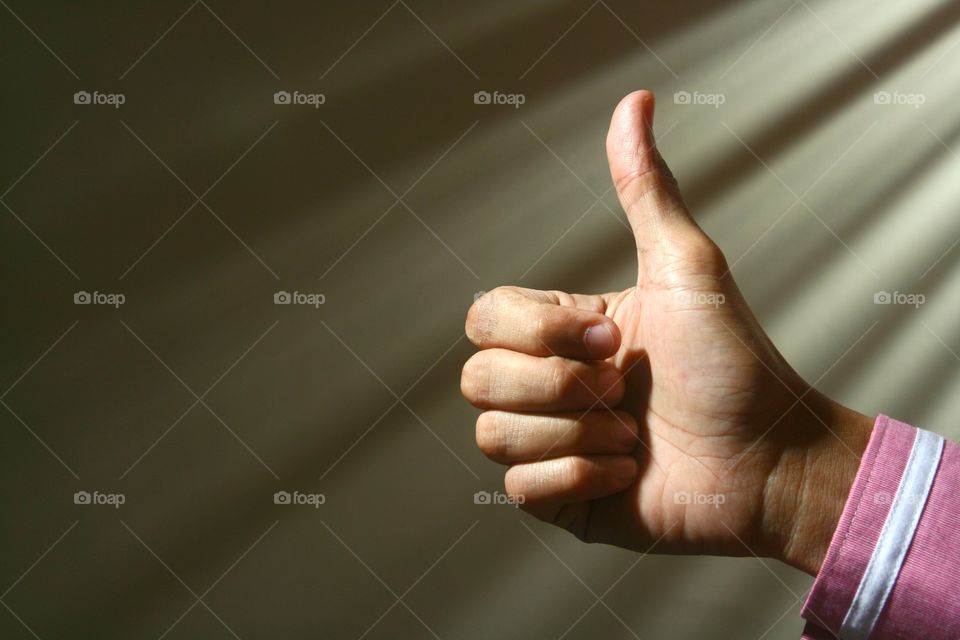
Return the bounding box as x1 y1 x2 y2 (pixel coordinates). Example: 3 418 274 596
764 396 873 576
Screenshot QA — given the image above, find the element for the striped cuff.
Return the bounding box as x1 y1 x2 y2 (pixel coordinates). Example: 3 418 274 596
800 415 959 639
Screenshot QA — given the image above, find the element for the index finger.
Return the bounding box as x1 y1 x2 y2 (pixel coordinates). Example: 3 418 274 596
465 286 620 360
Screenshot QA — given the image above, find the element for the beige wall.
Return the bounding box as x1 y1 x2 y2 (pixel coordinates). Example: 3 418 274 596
2 1 959 637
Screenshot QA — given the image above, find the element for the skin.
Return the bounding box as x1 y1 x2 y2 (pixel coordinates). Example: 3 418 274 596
461 90 873 576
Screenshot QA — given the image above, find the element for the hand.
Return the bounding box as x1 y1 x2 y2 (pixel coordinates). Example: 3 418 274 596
460 90 872 575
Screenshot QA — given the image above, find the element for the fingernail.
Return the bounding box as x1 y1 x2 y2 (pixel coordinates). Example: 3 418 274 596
584 323 616 355
609 457 638 484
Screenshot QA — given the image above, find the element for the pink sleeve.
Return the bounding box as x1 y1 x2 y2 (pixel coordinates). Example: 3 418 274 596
798 415 960 639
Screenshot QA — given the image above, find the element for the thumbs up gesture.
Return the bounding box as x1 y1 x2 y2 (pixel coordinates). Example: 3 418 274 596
461 91 871 575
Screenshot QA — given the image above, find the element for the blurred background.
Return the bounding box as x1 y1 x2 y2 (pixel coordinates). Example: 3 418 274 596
2 0 960 638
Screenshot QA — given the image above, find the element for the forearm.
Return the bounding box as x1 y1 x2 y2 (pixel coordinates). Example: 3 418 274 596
763 394 874 576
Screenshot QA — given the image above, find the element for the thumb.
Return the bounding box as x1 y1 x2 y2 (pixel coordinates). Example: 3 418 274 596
606 90 701 257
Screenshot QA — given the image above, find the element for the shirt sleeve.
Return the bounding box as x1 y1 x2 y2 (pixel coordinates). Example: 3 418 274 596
798 414 960 639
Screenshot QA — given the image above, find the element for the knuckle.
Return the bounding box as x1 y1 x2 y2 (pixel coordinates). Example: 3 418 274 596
678 235 727 273
465 286 523 347
613 167 653 199
547 358 578 401
465 292 496 347
503 466 528 498
460 353 490 406
475 412 509 459
550 290 577 307
616 166 681 208
566 418 590 447
488 286 519 310
560 457 592 487
531 309 560 353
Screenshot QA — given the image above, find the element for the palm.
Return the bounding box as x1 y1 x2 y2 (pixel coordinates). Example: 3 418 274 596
588 256 803 555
